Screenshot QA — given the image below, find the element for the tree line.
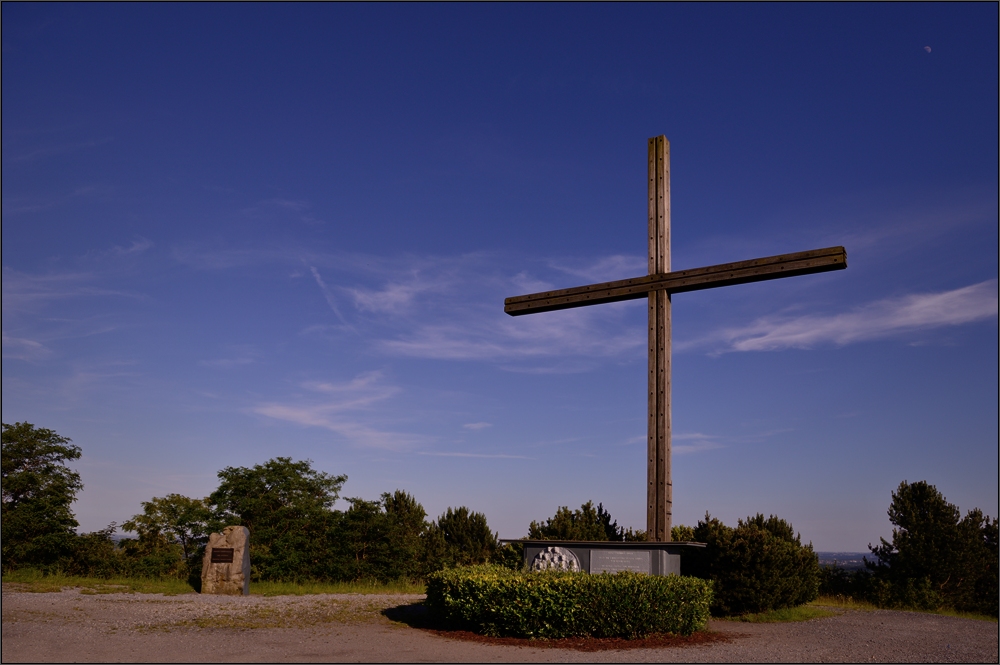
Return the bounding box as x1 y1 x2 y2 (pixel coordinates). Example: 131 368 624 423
2 423 502 586
819 480 998 616
3 422 997 616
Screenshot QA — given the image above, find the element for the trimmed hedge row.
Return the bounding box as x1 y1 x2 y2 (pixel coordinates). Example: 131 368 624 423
425 564 712 638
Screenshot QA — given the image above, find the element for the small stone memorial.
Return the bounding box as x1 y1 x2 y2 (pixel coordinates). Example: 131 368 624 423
201 526 250 595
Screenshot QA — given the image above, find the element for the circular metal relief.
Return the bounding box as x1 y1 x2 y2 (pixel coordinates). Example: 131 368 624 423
530 546 581 572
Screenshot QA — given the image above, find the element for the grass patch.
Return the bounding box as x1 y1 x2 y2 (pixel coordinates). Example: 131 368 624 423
3 570 424 597
2 570 194 595
929 607 998 623
811 594 879 611
250 579 425 596
812 595 997 622
722 605 839 623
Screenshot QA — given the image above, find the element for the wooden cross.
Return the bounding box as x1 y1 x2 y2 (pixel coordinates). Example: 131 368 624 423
505 136 847 542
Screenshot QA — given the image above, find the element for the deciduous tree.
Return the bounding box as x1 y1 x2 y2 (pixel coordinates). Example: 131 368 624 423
209 457 346 581
122 494 212 561
1 422 82 570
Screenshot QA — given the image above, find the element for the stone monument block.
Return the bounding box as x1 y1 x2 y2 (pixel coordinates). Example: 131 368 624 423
201 526 250 595
519 540 699 576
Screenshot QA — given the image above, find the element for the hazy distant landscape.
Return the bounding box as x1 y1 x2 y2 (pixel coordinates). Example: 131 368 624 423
815 552 868 571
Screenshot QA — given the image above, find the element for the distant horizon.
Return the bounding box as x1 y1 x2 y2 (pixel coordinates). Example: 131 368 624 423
3 3 996 552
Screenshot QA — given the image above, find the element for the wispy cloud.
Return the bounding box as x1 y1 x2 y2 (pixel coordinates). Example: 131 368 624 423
168 244 996 368
549 254 646 283
345 273 449 315
309 267 345 322
378 307 645 364
6 137 113 163
682 280 997 353
110 238 153 256
277 251 649 367
200 346 259 368
268 198 309 212
1 268 139 311
260 198 324 225
1 332 50 360
673 432 724 455
83 238 153 263
200 357 255 368
463 422 492 430
418 451 532 459
253 372 425 450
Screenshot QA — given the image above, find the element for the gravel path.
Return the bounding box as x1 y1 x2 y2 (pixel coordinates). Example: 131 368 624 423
2 585 997 663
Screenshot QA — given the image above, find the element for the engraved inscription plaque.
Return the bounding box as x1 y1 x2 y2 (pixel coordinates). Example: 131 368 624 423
210 547 235 564
590 549 650 574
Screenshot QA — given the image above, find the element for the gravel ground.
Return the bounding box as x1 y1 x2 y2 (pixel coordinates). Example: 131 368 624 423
2 585 997 663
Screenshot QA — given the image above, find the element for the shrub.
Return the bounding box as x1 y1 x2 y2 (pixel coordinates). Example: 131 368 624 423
868 480 998 616
425 564 712 638
422 506 498 573
493 541 525 571
327 490 434 583
684 513 819 616
528 501 638 541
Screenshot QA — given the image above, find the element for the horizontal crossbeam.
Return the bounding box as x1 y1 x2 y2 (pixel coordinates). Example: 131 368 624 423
505 246 846 316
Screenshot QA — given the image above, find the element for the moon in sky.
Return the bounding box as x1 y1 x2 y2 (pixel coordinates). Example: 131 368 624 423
924 46 932 53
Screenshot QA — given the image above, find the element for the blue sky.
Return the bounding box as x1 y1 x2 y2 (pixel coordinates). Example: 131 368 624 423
3 4 996 551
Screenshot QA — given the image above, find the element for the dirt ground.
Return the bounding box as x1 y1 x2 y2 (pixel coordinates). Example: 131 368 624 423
2 585 997 663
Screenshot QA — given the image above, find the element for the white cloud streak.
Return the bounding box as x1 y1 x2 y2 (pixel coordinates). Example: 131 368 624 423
1 268 139 311
1 332 50 360
253 372 425 450
378 307 645 363
691 280 997 353
549 254 646 283
344 273 448 315
418 451 532 459
310 266 345 322
672 432 724 455
170 244 997 367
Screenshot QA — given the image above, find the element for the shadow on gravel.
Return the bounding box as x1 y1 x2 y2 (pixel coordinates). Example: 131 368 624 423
381 602 435 629
381 602 738 652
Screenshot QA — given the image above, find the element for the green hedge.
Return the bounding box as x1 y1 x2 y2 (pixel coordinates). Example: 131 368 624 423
425 564 712 638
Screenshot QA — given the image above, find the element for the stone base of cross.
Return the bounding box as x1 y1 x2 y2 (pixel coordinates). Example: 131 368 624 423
505 136 846 542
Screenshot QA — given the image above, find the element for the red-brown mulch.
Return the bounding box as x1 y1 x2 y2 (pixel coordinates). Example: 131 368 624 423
424 628 740 652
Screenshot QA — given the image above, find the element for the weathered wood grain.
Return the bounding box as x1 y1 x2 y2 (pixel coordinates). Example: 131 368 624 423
647 135 672 542
504 246 846 316
502 135 847 546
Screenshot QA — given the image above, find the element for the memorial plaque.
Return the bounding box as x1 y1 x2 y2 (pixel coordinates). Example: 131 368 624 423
202 526 249 595
210 547 235 564
591 549 651 574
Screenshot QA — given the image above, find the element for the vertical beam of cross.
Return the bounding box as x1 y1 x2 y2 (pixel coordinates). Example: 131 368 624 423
503 135 846 545
647 136 671 542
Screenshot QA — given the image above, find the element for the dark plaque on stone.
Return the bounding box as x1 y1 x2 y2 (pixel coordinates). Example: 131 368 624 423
211 547 235 564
